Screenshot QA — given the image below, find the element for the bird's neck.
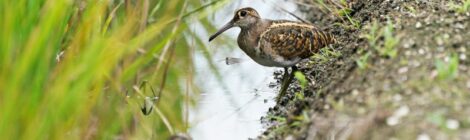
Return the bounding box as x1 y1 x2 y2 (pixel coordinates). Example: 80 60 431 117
240 19 271 41
240 19 270 36
237 19 271 56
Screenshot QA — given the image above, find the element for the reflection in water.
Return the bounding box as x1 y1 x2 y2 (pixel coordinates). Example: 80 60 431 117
223 57 244 65
190 1 299 139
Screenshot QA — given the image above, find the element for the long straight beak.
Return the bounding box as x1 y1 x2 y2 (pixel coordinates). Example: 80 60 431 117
208 21 234 42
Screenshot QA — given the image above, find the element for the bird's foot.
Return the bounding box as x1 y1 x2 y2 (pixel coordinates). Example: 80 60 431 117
276 66 298 104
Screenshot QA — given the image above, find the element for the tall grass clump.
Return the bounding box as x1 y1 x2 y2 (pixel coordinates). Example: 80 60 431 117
0 0 226 139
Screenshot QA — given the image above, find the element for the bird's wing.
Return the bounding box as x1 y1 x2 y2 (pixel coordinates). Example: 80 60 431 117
260 23 335 59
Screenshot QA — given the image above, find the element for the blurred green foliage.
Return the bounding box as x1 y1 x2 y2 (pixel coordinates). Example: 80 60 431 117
0 0 226 139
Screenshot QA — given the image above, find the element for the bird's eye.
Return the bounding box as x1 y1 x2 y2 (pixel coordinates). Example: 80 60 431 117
240 11 247 17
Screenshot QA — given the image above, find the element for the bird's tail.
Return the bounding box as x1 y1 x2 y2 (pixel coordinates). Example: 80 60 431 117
323 32 336 45
315 30 336 48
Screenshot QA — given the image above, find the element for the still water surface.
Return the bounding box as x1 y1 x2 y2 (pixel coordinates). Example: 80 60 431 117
190 1 300 139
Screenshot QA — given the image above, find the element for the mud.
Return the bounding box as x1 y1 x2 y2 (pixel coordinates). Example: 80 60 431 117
260 0 470 139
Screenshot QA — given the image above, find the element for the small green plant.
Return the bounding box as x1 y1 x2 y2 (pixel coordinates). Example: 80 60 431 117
435 54 459 80
263 114 288 139
339 0 348 6
338 8 352 17
345 13 361 29
355 52 371 70
309 0 359 29
334 2 360 29
362 20 400 58
381 20 399 58
266 114 287 124
325 47 342 58
405 5 417 14
311 47 342 64
294 72 307 100
289 111 310 127
315 0 332 13
449 0 470 13
363 20 380 47
426 110 447 130
264 111 310 138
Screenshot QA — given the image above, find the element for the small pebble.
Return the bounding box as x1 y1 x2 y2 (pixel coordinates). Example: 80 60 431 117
459 54 466 60
415 22 422 28
393 94 402 102
430 70 438 79
411 60 421 67
386 105 410 126
458 47 466 52
425 53 433 60
285 135 295 140
417 133 431 140
443 34 450 39
444 56 450 62
418 49 425 55
466 80 470 89
324 104 330 110
396 105 410 117
446 119 459 130
436 38 444 46
387 116 399 126
454 23 465 29
405 50 412 56
352 89 359 96
398 67 409 74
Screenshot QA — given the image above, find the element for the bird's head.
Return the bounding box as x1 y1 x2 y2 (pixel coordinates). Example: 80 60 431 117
209 7 260 42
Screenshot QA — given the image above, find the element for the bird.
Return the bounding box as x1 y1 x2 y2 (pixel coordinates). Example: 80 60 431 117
208 7 336 102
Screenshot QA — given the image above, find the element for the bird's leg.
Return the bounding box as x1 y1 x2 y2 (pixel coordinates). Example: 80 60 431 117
277 66 296 103
291 66 298 73
277 67 289 103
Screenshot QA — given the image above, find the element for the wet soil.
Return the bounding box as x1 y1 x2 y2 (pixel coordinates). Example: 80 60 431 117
260 0 470 139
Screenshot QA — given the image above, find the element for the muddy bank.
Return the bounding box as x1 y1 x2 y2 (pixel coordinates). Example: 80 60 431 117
260 0 470 139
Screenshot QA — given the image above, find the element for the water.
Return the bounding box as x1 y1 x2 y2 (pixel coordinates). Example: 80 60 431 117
190 1 299 139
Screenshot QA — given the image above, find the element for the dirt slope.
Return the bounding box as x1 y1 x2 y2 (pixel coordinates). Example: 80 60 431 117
260 0 470 139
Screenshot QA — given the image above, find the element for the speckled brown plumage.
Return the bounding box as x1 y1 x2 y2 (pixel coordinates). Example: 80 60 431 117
260 20 336 60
